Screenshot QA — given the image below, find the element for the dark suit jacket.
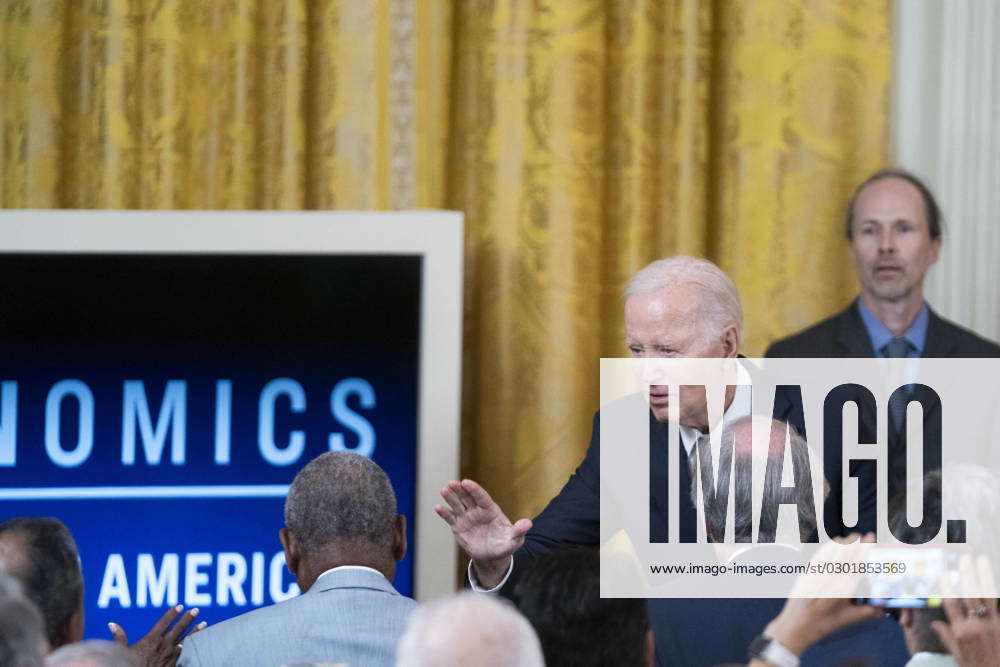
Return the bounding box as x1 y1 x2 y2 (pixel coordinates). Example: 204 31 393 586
503 403 904 667
647 545 908 666
765 299 1000 360
648 597 909 667
504 411 910 666
505 410 699 593
765 299 1000 536
498 407 709 665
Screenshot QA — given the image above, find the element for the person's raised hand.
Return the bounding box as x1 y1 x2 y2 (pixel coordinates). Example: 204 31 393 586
759 533 881 660
109 604 206 667
435 479 532 589
931 555 1000 667
763 597 882 658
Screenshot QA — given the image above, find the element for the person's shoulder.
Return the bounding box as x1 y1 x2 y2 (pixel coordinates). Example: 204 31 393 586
183 598 289 649
182 586 416 656
930 310 1000 357
765 306 853 358
179 600 288 665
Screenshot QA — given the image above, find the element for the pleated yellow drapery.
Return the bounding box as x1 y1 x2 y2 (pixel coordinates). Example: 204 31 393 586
1 0 452 209
1 1 889 541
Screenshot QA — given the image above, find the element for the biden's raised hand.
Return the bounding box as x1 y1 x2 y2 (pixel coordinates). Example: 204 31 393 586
435 479 532 589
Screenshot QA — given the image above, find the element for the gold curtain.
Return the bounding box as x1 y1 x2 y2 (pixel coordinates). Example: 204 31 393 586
1 0 453 208
1 1 889 527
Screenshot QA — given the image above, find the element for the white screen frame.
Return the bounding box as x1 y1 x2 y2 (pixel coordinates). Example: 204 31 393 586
0 208 463 600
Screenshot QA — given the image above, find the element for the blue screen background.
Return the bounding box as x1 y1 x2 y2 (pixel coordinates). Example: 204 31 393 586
0 254 421 640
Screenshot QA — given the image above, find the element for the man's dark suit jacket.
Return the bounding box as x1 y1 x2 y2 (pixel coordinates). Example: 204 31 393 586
505 411 698 594
765 299 1000 360
765 299 1000 536
648 598 909 667
499 410 703 665
502 406 909 666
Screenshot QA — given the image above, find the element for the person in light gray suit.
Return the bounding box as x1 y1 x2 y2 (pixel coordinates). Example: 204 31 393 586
179 451 416 667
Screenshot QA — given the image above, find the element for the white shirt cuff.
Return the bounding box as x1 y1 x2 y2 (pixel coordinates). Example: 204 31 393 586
467 557 513 593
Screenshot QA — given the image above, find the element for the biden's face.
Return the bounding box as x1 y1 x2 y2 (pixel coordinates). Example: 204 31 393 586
624 282 737 429
849 177 941 305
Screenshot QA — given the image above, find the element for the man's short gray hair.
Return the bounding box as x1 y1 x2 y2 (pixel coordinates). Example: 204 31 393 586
692 416 823 542
395 592 545 667
46 640 142 667
624 256 744 345
284 451 397 552
0 574 46 667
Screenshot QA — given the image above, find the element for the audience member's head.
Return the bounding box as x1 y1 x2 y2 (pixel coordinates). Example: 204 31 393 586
395 592 544 667
281 451 406 590
0 517 84 649
45 640 142 667
897 605 950 658
511 550 653 667
693 416 824 545
0 573 47 667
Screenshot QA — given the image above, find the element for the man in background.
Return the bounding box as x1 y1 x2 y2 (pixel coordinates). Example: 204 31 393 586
767 168 1000 361
766 168 1000 536
395 592 544 667
179 451 415 667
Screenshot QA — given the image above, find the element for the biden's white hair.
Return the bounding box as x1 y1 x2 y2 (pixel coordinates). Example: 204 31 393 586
624 256 744 346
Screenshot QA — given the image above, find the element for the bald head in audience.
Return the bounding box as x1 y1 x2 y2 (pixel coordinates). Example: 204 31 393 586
395 592 544 667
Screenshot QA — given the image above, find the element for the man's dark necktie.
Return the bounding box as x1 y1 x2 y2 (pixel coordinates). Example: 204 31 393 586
881 337 915 427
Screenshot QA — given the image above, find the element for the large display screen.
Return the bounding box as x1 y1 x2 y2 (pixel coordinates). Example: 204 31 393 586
0 252 422 639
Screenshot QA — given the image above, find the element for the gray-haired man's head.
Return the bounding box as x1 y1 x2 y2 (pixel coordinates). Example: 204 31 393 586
623 256 744 429
0 573 47 667
692 416 825 544
624 256 744 348
280 451 406 590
